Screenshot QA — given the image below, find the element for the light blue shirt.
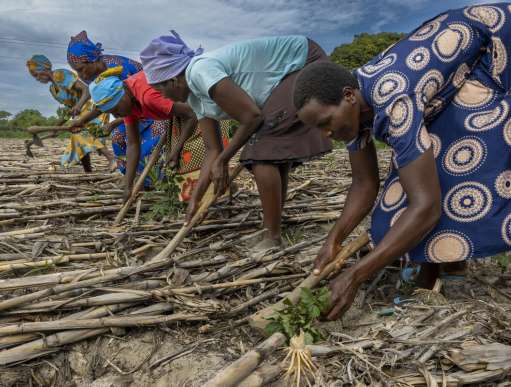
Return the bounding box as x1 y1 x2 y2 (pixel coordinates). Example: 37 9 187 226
185 35 308 120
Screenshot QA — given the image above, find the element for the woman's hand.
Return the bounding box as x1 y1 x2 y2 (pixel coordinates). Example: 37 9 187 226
325 268 361 320
166 147 182 170
70 104 81 118
102 122 114 136
210 158 228 195
313 240 341 275
102 118 124 137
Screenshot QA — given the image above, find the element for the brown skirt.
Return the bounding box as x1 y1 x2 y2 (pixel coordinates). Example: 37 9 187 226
239 39 332 167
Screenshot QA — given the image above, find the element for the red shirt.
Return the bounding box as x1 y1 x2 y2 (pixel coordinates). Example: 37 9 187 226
123 71 174 125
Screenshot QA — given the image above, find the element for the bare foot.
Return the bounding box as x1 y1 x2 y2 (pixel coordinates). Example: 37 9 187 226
109 160 118 173
251 237 283 258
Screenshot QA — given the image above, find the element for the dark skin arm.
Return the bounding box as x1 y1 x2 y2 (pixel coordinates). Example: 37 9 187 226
314 141 380 274
69 79 90 117
67 108 102 133
123 119 141 203
208 78 263 194
185 117 223 223
167 102 198 169
326 148 442 320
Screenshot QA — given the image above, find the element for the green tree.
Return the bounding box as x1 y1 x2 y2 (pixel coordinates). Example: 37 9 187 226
330 32 405 70
0 111 11 130
8 109 49 130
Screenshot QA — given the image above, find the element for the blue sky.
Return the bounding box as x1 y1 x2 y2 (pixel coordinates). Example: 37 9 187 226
0 0 500 117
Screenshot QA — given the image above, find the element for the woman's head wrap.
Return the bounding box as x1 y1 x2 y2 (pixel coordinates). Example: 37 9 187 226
67 30 103 65
140 30 203 84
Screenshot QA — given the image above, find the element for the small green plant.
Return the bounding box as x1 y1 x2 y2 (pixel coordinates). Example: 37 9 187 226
144 164 184 221
265 287 331 344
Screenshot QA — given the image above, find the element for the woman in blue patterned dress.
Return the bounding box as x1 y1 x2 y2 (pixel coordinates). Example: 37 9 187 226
66 31 166 181
26 54 114 171
294 3 511 319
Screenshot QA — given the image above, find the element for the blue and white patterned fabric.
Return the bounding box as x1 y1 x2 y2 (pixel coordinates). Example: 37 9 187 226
348 3 511 262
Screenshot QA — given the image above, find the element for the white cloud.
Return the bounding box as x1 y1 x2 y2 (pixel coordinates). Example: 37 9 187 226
0 0 499 116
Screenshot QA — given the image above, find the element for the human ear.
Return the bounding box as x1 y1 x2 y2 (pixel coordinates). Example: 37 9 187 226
342 87 356 105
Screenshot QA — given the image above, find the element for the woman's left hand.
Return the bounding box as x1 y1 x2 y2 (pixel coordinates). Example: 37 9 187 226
70 105 81 117
210 158 228 195
325 268 362 320
166 148 182 170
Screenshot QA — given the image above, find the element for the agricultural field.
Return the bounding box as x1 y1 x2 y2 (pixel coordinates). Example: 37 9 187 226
0 139 509 386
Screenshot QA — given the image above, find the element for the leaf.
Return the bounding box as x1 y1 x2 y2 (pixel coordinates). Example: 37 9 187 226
304 331 314 345
301 288 314 306
283 298 293 307
265 321 284 336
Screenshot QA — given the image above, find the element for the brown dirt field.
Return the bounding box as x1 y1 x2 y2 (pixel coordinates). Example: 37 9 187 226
0 139 510 386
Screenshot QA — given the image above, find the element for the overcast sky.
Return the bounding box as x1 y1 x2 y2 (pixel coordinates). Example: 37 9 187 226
0 0 497 117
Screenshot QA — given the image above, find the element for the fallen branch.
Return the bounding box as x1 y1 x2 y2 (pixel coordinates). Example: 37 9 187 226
204 332 286 387
248 232 369 332
114 133 167 225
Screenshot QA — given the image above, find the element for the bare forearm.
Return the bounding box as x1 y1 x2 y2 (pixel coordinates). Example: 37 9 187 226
352 148 442 282
190 152 218 203
327 144 379 246
327 182 378 246
175 116 196 150
352 203 440 283
218 116 262 163
73 95 88 114
125 143 140 189
73 109 101 127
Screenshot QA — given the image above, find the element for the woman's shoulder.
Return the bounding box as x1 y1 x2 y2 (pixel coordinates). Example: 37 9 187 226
52 68 77 88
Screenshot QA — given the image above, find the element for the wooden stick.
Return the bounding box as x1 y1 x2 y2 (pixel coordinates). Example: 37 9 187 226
114 133 167 225
204 332 286 387
248 232 369 332
147 164 244 264
0 258 170 312
26 125 74 134
0 252 111 272
0 313 206 336
237 364 283 387
0 303 173 365
155 273 304 296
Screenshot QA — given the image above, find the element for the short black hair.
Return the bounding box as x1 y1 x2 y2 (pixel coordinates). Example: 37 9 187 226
293 61 359 110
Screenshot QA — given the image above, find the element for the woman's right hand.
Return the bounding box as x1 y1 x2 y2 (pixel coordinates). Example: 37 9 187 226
67 120 82 133
313 240 341 275
102 122 116 136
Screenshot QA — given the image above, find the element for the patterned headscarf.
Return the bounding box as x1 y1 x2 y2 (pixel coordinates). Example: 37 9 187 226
89 67 125 112
26 54 52 74
140 30 203 84
67 30 103 65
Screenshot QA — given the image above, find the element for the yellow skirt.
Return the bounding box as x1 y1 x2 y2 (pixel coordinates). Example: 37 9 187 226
60 100 109 168
61 133 105 168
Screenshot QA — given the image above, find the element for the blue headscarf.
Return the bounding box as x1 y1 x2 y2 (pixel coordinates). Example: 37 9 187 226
67 30 104 65
26 54 52 74
140 30 203 84
89 69 125 112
